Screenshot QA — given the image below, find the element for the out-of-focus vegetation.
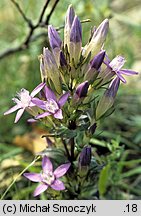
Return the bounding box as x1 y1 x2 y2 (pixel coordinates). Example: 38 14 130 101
0 0 141 199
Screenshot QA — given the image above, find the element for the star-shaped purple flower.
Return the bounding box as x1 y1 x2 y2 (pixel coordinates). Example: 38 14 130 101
4 83 45 123
32 86 70 120
24 156 71 197
105 55 138 83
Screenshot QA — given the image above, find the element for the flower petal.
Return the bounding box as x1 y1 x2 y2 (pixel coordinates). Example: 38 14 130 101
31 98 46 110
58 92 70 107
23 173 42 182
51 180 65 191
4 105 20 115
54 163 71 178
116 72 126 83
14 108 25 123
30 83 46 97
54 109 63 119
119 69 138 76
35 112 51 119
44 86 57 101
33 184 48 197
42 156 53 173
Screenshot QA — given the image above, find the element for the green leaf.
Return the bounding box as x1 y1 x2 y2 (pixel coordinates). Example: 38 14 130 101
98 164 110 196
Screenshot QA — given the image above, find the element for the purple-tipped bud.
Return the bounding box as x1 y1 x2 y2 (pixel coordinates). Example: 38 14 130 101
90 50 105 70
105 76 120 98
88 123 97 135
66 5 75 28
93 19 109 42
60 51 67 67
84 51 105 83
83 19 109 59
64 5 75 47
76 81 89 98
96 77 120 119
43 47 61 94
79 146 92 167
48 25 62 50
70 16 82 43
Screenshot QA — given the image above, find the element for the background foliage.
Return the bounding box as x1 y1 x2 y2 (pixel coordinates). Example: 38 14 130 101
0 0 141 199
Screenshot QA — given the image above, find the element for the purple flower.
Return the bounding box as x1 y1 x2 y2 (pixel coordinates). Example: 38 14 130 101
79 146 91 168
84 50 105 82
75 81 89 98
4 83 45 123
105 55 138 83
32 86 70 120
48 25 62 50
24 156 71 197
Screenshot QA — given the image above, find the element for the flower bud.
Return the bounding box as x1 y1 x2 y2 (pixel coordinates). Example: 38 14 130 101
48 25 62 50
96 77 120 119
84 50 105 83
48 25 62 67
69 16 82 65
76 81 89 98
60 51 67 67
43 47 62 94
64 5 75 49
79 146 92 168
83 19 109 59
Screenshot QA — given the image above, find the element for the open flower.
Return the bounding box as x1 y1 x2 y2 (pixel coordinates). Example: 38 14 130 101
4 83 45 123
24 156 71 197
32 86 70 120
104 55 138 83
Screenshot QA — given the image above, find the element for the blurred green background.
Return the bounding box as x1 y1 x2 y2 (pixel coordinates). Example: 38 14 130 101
0 0 141 199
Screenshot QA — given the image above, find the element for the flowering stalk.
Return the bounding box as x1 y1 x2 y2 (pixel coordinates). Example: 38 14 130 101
4 4 139 199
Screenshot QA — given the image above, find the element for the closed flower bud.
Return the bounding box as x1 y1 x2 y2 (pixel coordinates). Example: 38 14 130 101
48 25 62 50
83 19 109 59
76 81 89 98
43 47 62 94
64 5 75 49
96 77 120 120
48 25 62 67
69 15 82 65
84 50 105 83
60 51 67 67
79 146 92 168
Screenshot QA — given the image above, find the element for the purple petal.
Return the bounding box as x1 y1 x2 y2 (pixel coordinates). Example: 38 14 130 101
90 50 105 70
35 112 51 119
33 183 48 197
54 109 63 119
54 163 71 178
30 83 46 97
31 98 46 110
109 56 125 71
44 86 57 101
58 92 70 107
23 173 42 182
42 156 53 173
119 69 138 76
51 180 65 191
4 105 20 115
14 108 25 123
116 72 126 83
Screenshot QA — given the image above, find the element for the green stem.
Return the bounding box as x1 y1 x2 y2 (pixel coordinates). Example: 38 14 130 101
1 156 40 200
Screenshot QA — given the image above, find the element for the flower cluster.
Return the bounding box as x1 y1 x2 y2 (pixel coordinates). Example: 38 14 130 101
4 5 138 198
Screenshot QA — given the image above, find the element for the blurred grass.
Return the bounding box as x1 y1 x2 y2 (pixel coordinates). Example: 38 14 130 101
0 0 141 199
